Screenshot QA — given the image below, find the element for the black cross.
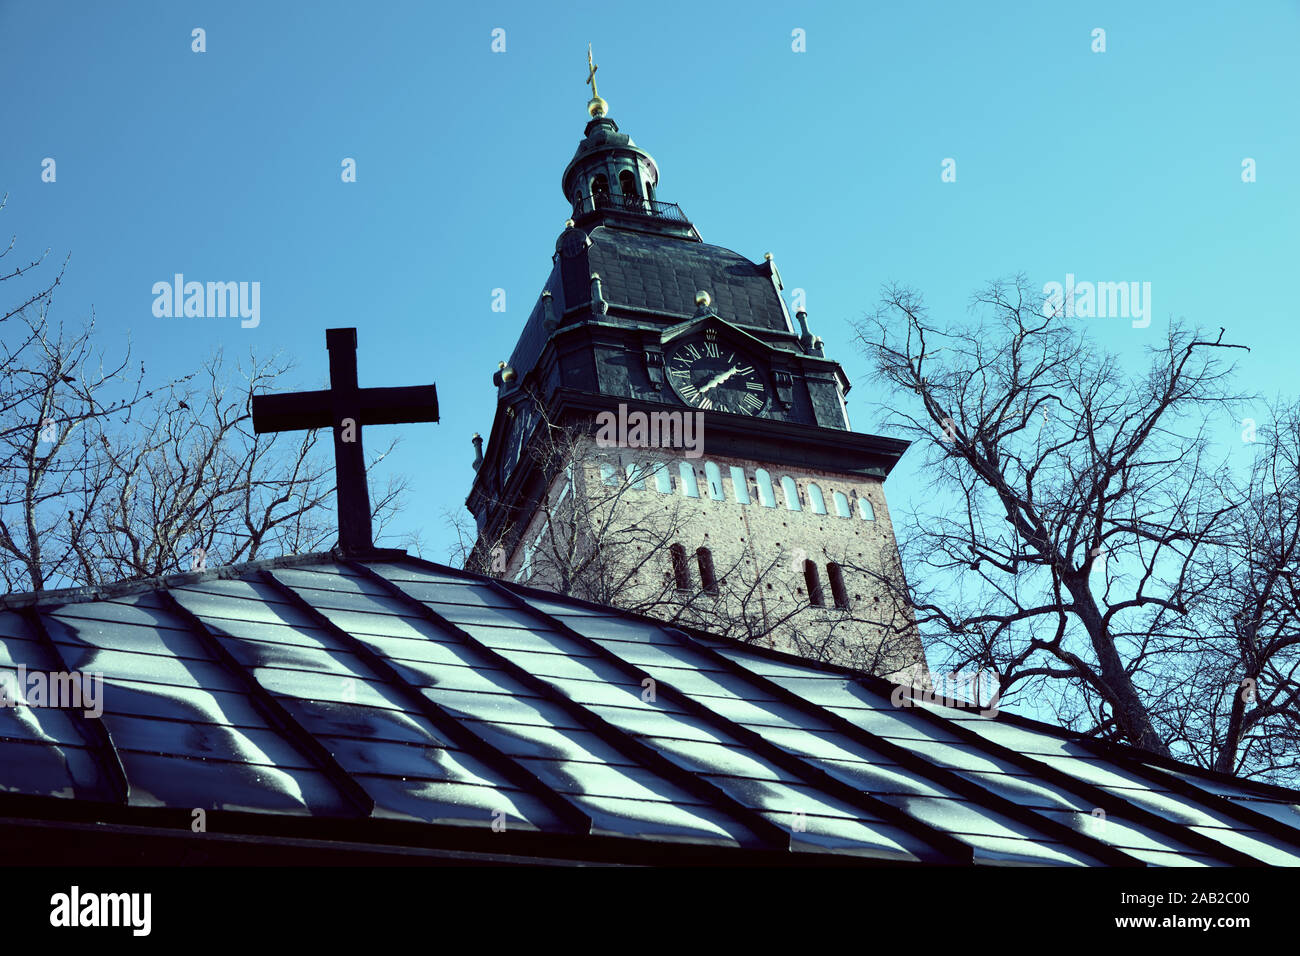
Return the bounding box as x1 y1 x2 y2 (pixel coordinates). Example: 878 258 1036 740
251 328 438 554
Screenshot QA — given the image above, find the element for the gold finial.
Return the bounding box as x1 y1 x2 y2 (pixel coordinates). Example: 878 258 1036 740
586 43 607 118
695 290 712 307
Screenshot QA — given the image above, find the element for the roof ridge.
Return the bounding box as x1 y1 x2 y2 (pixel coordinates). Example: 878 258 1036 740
0 547 403 610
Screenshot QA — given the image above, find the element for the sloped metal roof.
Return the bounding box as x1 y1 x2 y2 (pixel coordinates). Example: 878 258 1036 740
2 551 1299 866
584 226 790 332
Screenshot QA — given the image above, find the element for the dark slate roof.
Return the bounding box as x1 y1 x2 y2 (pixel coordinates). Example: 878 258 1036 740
503 226 794 401
585 226 790 332
504 260 564 392
3 551 1300 866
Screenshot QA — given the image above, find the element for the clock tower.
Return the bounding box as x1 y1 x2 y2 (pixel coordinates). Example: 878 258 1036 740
467 59 927 684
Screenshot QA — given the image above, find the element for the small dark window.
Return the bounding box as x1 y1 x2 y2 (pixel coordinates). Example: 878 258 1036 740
619 169 638 197
670 544 691 591
804 560 824 606
591 174 609 205
697 548 718 593
827 562 849 609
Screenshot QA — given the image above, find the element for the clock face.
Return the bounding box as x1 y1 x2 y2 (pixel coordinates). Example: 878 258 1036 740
501 403 538 483
666 339 768 415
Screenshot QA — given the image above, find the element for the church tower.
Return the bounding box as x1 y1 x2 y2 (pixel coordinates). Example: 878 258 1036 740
467 53 926 683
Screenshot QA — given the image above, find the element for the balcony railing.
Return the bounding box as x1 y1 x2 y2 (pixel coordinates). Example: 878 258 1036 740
573 192 692 223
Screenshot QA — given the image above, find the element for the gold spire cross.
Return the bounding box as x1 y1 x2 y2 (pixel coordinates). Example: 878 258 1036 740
586 43 599 98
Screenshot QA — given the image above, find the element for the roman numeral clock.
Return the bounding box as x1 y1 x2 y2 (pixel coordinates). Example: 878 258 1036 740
666 336 768 416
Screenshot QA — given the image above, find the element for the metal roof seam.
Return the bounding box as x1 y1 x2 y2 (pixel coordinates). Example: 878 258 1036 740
345 559 793 852
1065 736 1300 857
8 548 1292 864
653 629 1146 867
902 689 1300 806
156 590 376 818
257 567 594 836
846 678 1273 865
482 576 974 865
17 606 132 805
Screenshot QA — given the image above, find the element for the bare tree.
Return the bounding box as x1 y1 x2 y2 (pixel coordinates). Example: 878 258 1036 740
0 206 408 592
852 275 1256 759
1175 399 1300 780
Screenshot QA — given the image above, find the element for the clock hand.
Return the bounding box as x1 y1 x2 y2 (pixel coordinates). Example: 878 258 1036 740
699 367 740 393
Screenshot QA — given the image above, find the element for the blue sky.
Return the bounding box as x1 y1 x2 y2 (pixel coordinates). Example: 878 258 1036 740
2 0 1296 568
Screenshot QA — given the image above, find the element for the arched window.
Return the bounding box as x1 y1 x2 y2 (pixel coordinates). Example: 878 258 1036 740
730 466 750 504
645 180 656 202
858 496 876 520
833 491 851 517
803 560 824 606
679 462 700 498
697 548 718 593
826 563 849 609
626 463 646 490
599 463 619 486
705 461 725 500
755 468 776 507
670 544 691 591
652 461 672 494
618 169 638 198
807 482 827 515
591 174 609 206
781 476 801 511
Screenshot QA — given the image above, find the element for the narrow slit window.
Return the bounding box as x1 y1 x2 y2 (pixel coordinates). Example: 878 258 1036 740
697 548 718 593
516 543 535 583
827 562 849 609
670 544 691 591
804 560 824 606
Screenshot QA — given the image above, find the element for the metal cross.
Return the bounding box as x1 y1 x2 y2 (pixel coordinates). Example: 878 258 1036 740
586 43 599 99
251 328 438 554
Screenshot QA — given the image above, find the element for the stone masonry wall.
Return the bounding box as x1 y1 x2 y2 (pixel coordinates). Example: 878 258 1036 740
501 439 928 686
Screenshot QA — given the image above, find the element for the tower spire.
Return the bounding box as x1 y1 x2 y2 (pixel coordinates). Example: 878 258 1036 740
585 43 607 117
